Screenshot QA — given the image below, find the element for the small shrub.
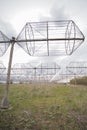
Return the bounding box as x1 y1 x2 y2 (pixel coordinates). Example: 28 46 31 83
70 76 87 85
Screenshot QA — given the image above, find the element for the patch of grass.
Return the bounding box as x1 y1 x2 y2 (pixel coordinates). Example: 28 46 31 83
0 83 87 130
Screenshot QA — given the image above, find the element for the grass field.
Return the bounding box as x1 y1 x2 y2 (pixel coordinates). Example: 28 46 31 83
0 83 87 130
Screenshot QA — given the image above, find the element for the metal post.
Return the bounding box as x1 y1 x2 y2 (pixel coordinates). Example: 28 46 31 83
1 37 15 109
74 74 77 86
34 67 36 86
47 22 49 56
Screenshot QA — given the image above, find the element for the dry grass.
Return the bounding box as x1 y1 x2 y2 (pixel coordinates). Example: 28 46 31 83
0 83 87 130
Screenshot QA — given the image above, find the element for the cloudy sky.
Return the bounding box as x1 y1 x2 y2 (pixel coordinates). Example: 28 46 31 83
0 0 87 70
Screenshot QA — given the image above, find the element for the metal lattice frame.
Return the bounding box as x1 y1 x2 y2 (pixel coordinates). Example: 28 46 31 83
17 20 84 56
0 62 6 83
0 31 10 56
0 20 85 108
58 68 76 83
55 60 87 83
0 61 6 74
11 62 60 82
66 61 87 76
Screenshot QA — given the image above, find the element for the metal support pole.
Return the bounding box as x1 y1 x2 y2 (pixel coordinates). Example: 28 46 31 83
74 74 77 86
47 22 49 56
1 37 15 109
34 67 36 86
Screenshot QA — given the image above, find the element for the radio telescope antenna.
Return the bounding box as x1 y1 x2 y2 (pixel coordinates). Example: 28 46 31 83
66 61 87 75
11 62 60 83
66 61 87 85
0 20 85 108
17 20 84 56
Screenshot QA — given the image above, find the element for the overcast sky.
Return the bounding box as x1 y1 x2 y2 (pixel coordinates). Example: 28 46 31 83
0 0 87 70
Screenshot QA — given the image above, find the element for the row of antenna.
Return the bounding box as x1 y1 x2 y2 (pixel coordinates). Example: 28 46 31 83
1 61 87 83
0 20 85 108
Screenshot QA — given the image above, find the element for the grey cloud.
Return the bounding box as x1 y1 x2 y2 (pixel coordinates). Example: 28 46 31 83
50 7 68 20
0 0 52 20
39 0 69 21
0 19 17 38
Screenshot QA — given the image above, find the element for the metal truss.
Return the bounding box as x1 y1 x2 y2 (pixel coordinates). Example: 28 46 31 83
0 61 6 74
57 68 76 83
0 21 84 59
0 31 10 56
66 61 87 76
0 62 6 83
56 61 87 83
11 62 60 82
17 20 84 56
0 20 85 108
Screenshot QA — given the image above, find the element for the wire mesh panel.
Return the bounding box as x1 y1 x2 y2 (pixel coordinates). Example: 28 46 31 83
0 31 10 56
17 20 84 56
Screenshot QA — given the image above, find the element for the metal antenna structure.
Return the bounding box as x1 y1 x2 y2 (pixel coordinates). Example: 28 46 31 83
11 62 60 83
58 68 77 83
0 62 6 83
0 20 85 108
66 61 87 85
0 61 6 74
53 61 87 83
66 61 87 76
17 20 84 56
0 31 10 56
